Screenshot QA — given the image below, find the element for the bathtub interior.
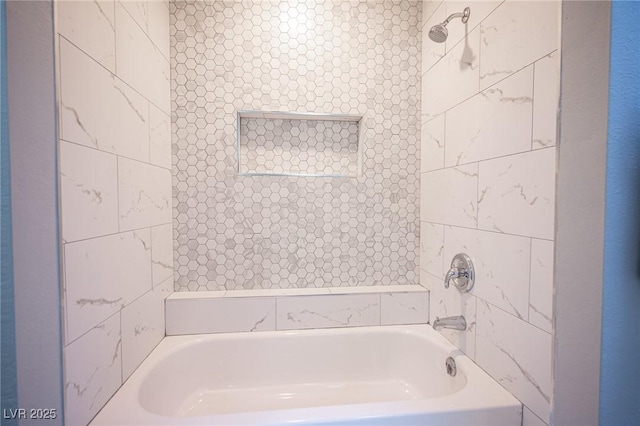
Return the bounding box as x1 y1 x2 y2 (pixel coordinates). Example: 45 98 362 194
139 327 468 417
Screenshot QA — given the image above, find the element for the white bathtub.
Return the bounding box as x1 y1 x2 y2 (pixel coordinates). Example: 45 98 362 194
91 325 521 425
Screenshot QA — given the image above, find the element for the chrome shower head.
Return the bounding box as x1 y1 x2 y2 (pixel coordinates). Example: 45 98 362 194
428 7 471 43
428 24 448 43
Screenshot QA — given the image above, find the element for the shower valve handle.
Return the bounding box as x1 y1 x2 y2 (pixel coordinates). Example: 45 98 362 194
444 253 475 293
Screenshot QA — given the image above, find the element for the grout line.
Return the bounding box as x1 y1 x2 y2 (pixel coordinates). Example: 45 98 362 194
531 59 537 151
116 154 121 232
420 220 553 243
64 220 172 246
59 34 170 116
476 161 480 229
119 310 123 384
59 138 171 172
424 48 558 125
113 0 118 76
527 237 533 323
421 145 556 175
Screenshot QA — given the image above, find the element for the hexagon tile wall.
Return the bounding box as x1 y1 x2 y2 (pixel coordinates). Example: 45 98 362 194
171 0 422 291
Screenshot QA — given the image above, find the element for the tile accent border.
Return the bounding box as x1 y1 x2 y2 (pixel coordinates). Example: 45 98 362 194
166 285 429 335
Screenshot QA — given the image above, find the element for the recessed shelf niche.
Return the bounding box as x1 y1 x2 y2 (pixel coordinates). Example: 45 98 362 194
237 111 363 177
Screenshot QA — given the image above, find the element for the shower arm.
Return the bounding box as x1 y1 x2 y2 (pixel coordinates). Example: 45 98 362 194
442 7 471 25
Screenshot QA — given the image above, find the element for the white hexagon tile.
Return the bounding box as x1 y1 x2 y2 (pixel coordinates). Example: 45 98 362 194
171 0 422 291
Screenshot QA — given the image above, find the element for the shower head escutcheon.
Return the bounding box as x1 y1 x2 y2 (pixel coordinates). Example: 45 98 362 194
428 6 471 43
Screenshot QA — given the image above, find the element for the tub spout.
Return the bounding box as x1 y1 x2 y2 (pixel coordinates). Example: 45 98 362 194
432 315 466 331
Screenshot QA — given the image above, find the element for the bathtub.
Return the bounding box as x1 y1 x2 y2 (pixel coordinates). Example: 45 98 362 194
91 325 521 425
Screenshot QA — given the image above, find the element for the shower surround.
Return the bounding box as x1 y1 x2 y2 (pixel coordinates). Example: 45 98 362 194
420 1 559 425
55 1 172 424
171 0 422 291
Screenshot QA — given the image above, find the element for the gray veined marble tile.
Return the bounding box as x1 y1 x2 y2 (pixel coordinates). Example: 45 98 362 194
422 25 480 119
64 229 152 343
445 66 533 167
478 148 556 240
59 38 150 162
276 294 381 330
529 239 554 333
60 141 118 243
381 291 429 325
151 223 174 286
165 297 276 335
57 0 116 72
116 2 170 113
421 2 446 72
119 0 149 35
64 314 122 426
443 1 503 56
476 300 552 423
523 407 549 426
423 272 477 360
118 157 172 232
421 164 478 228
479 0 559 90
421 114 445 172
147 0 170 60
420 222 445 278
444 226 531 320
149 103 171 169
121 278 172 380
532 51 559 150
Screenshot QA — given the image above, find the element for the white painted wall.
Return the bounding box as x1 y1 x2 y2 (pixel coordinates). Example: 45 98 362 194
6 1 64 424
553 2 610 424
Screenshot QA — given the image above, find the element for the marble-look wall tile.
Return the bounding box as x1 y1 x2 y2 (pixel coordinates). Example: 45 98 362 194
423 0 444 27
523 406 548 426
420 222 445 277
421 114 445 172
479 0 559 89
443 1 503 54
59 38 149 162
445 66 533 166
422 25 480 119
444 226 531 320
116 3 170 113
381 291 429 325
423 272 477 360
478 148 556 239
529 239 554 333
422 0 558 421
166 297 276 335
60 142 118 243
421 164 478 228
64 314 121 426
121 278 172 380
151 223 173 286
64 229 152 342
118 0 148 36
421 3 446 71
476 300 552 423
276 294 380 330
532 51 559 150
118 157 172 231
56 0 116 72
147 0 170 60
149 96 171 169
